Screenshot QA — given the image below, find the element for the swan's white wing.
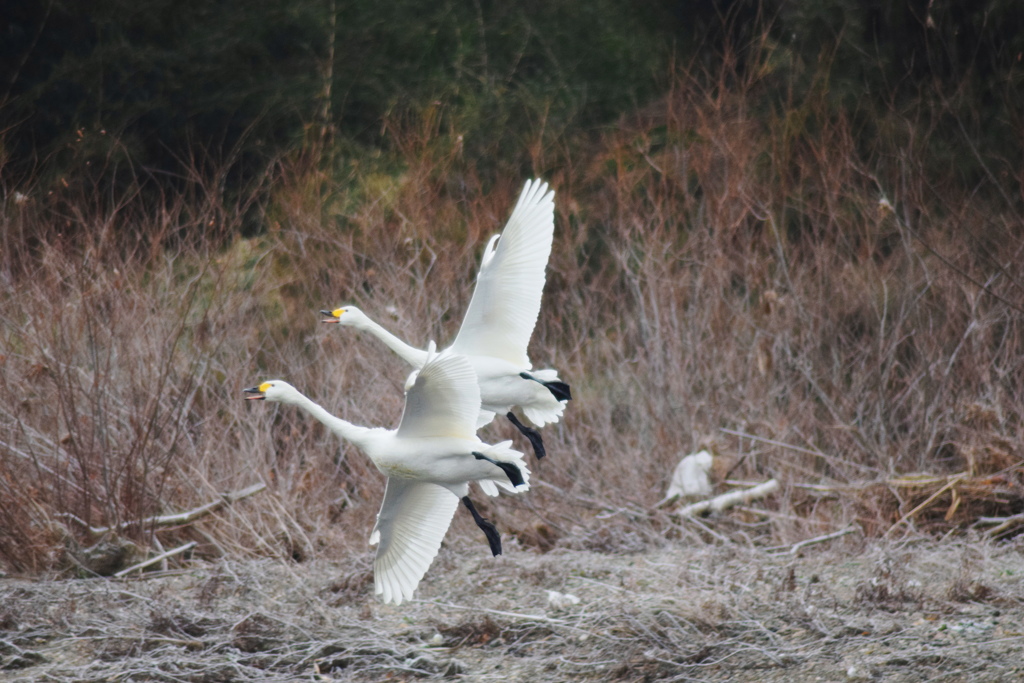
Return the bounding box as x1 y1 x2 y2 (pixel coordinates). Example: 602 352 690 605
396 352 480 440
369 479 459 605
449 179 555 366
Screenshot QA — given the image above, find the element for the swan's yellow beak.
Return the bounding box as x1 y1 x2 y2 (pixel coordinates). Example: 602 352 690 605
320 308 344 323
243 383 270 400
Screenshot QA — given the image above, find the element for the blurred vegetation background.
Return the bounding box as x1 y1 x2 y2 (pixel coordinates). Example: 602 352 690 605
1 0 1023 575
5 0 1022 203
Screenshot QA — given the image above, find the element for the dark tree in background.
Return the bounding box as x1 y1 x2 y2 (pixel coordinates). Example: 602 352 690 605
1 0 1022 220
2 0 325 193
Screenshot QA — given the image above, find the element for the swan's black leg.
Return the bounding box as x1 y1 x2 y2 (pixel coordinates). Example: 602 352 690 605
462 496 501 556
506 411 546 460
519 372 572 402
472 451 526 488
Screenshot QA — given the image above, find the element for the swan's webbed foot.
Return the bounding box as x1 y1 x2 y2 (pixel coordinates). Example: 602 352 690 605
519 372 572 402
462 496 501 556
472 451 526 488
506 411 546 460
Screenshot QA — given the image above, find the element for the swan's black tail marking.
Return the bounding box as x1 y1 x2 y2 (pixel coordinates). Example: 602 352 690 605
519 372 572 402
462 496 501 556
472 451 526 488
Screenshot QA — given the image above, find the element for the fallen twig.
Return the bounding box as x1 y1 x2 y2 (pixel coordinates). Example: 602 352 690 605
975 512 1024 539
114 541 197 577
767 525 860 555
655 492 682 510
885 473 967 538
672 479 779 518
63 482 267 536
676 510 733 542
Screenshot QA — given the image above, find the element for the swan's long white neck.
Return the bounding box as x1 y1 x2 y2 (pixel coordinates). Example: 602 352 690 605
282 390 374 448
353 316 430 368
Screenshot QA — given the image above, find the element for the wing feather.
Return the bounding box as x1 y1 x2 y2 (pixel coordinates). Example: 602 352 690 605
396 352 480 439
370 479 460 605
449 179 555 366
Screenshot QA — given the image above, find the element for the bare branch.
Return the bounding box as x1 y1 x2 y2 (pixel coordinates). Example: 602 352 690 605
63 482 267 536
768 525 861 555
114 541 197 577
975 512 1024 539
885 474 967 538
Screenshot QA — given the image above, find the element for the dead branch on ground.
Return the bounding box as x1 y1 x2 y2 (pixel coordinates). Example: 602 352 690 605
114 541 198 577
63 482 267 536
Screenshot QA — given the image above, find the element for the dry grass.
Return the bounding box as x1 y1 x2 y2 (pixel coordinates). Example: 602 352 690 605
1 539 1022 681
2 53 1024 579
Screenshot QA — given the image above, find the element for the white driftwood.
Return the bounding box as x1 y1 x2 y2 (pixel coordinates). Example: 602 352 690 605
673 479 779 517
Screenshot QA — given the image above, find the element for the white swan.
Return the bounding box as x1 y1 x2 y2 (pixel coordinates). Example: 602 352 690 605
244 349 529 605
322 179 571 459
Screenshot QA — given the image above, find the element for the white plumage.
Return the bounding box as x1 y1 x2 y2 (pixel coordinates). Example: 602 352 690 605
245 350 529 605
322 179 570 458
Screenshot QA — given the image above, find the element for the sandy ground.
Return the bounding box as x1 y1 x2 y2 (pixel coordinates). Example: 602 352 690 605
1 537 1022 682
